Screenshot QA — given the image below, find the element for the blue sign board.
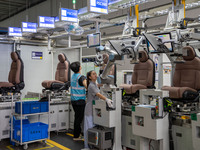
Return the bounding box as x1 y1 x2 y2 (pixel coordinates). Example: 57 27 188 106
60 8 78 23
32 51 43 60
38 16 55 28
8 27 22 37
89 0 108 14
22 22 37 33
108 0 121 5
78 7 88 15
55 16 59 22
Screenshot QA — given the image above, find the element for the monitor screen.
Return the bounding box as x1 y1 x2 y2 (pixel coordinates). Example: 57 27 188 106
147 33 173 53
87 33 101 48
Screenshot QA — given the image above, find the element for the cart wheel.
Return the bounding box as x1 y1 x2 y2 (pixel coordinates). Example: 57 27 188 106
15 143 19 147
23 144 28 150
42 140 47 146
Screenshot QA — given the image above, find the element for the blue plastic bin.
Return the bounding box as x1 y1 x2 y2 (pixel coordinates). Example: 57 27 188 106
13 116 30 126
30 102 40 113
15 101 49 114
40 102 48 112
13 122 48 142
15 101 31 114
13 124 29 142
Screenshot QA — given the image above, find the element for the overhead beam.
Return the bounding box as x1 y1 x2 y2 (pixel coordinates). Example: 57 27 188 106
0 0 47 22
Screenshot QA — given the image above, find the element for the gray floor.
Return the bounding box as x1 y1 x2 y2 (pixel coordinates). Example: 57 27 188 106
51 132 84 150
0 132 84 150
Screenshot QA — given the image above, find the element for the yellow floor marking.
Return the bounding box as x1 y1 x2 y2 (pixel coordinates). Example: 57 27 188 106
66 133 73 137
46 139 71 150
66 133 84 141
6 145 14 150
6 142 54 150
34 142 54 150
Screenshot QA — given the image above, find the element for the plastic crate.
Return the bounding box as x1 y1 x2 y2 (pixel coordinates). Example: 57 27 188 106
15 101 49 114
13 116 30 126
13 122 48 142
40 102 48 112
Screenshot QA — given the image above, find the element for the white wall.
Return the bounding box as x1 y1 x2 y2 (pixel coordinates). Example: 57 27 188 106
0 44 13 82
20 45 52 97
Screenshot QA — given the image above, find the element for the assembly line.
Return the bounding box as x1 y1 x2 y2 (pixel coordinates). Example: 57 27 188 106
1 0 200 150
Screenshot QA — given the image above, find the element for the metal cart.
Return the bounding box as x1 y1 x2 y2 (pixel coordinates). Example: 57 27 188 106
10 94 50 150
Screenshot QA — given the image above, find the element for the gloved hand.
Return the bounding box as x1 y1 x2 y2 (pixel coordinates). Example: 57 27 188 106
106 98 113 108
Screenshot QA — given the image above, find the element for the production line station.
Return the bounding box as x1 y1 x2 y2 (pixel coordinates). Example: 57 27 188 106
1 0 200 150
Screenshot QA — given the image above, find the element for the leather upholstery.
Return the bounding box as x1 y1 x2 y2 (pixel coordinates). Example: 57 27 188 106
120 50 155 94
42 53 70 89
162 86 197 99
0 82 14 88
162 46 200 99
58 53 66 63
120 84 147 94
0 52 24 89
139 51 148 62
42 80 64 89
182 46 195 61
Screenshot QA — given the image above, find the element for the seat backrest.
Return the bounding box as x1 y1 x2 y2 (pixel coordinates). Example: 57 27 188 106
132 50 155 87
55 53 70 82
173 46 200 90
8 52 24 84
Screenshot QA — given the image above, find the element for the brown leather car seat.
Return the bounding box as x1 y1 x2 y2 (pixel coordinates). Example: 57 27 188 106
162 46 200 101
0 51 24 94
120 50 155 95
42 53 70 91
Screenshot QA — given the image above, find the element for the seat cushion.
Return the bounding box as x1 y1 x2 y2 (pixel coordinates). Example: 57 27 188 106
120 84 147 94
0 82 14 88
42 80 64 89
162 86 197 99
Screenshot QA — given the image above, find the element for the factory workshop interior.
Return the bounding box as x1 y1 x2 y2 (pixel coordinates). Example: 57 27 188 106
2 0 200 150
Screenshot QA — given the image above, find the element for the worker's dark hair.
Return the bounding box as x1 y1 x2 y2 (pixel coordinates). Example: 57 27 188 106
87 70 95 88
70 61 80 73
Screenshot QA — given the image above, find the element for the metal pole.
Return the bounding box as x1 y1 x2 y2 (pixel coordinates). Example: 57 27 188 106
135 5 139 28
96 21 100 33
48 93 51 139
80 47 82 62
20 94 22 145
13 41 16 52
51 51 54 80
48 36 52 51
11 94 13 142
68 35 71 48
158 54 163 89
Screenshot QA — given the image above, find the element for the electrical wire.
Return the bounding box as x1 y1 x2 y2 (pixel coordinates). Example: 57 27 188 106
149 139 152 150
149 139 155 150
150 145 155 150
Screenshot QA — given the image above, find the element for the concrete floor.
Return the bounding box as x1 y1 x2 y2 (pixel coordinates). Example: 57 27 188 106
0 132 84 150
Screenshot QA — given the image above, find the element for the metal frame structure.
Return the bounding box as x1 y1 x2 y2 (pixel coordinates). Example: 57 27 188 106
10 94 50 150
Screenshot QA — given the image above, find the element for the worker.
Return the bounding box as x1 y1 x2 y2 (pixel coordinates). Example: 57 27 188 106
82 70 113 149
70 61 87 141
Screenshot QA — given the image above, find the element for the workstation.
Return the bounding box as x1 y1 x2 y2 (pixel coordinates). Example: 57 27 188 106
1 0 200 150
